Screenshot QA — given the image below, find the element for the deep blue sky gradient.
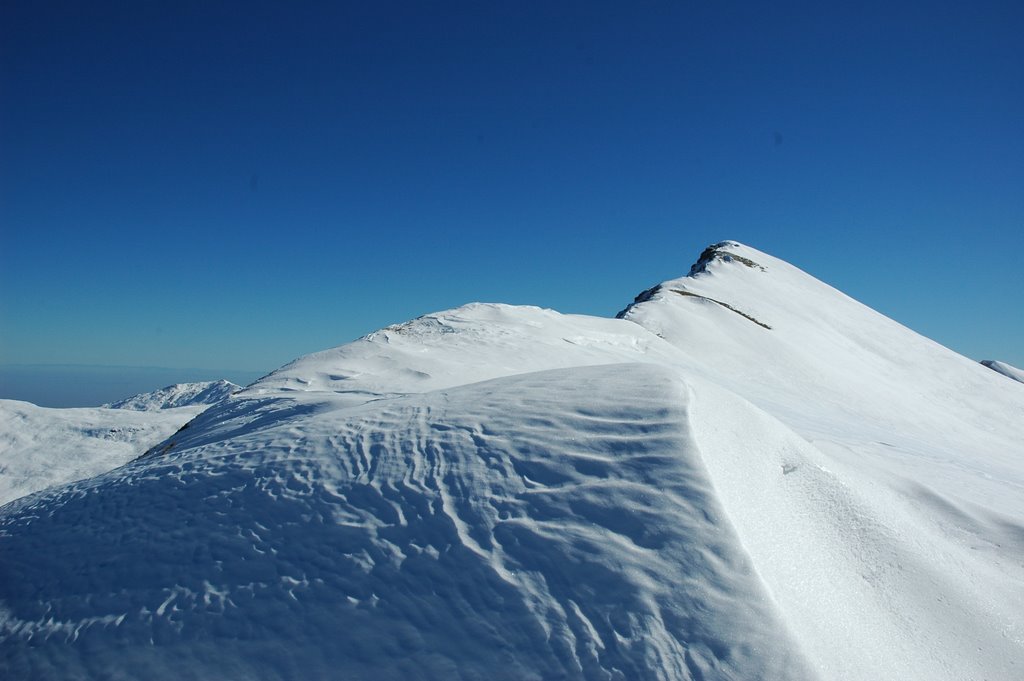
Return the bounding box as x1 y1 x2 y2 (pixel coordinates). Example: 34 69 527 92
2 1 1022 404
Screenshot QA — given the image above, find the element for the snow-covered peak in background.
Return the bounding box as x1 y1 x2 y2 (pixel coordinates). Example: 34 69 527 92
619 241 1020 445
982 359 1024 384
104 379 240 410
2 241 1022 680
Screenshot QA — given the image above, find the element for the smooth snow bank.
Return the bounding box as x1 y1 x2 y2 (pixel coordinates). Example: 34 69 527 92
0 400 204 505
104 379 239 410
0 364 814 680
982 359 1024 384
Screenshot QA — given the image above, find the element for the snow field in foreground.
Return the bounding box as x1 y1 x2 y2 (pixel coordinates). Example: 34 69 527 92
1 364 814 680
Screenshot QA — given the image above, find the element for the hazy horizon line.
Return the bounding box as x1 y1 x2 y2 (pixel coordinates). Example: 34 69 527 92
0 362 269 374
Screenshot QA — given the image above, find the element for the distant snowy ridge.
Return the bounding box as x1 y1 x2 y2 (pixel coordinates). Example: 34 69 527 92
104 379 239 410
0 400 205 505
2 241 1022 680
982 359 1024 384
0 381 238 504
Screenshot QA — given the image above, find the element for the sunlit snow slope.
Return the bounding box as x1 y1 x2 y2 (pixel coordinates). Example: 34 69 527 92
2 242 1022 680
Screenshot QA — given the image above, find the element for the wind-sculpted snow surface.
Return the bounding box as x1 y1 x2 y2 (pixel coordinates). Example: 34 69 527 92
2 241 1023 680
0 365 813 680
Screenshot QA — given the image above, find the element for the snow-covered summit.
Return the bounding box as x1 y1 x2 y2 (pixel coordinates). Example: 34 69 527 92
687 239 767 275
104 379 239 410
619 241 1020 444
2 241 1022 680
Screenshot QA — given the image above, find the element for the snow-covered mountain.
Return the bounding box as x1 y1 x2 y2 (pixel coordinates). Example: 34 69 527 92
982 359 1024 384
103 379 240 410
2 242 1022 680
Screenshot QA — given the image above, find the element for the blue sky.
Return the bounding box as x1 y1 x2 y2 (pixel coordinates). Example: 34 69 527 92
2 1 1022 404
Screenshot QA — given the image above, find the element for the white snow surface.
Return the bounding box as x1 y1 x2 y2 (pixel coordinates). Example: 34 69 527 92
2 241 1022 680
103 379 240 410
983 359 1024 384
0 400 204 506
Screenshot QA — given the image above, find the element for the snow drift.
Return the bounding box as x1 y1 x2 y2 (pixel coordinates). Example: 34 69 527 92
1 242 1022 680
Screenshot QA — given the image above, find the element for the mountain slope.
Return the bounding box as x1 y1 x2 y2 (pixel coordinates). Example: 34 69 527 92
1 241 1022 680
616 243 1024 681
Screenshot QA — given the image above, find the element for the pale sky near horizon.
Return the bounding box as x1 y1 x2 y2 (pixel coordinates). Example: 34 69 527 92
2 1 1022 406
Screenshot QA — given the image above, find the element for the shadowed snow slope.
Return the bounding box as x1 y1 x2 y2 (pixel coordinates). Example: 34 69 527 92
1 241 1023 680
